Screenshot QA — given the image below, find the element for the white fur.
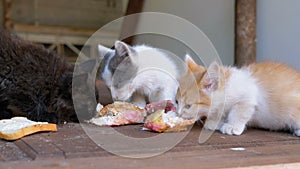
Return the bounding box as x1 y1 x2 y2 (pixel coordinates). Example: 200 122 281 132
205 67 259 135
123 45 178 107
294 130 300 136
101 53 114 87
206 64 300 136
250 88 298 132
101 44 179 108
178 58 300 136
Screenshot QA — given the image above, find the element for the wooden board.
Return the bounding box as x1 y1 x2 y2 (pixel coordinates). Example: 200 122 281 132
0 123 300 169
10 0 124 29
235 0 257 67
0 140 31 162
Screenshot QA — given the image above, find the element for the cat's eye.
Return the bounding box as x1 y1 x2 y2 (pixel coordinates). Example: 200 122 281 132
184 104 191 109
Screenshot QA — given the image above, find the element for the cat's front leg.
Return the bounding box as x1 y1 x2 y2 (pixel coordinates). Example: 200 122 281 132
149 87 177 105
293 129 300 136
293 120 300 136
131 92 146 108
220 103 255 135
204 109 224 131
204 120 223 131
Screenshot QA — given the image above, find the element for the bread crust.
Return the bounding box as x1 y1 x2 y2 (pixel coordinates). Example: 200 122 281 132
0 123 57 140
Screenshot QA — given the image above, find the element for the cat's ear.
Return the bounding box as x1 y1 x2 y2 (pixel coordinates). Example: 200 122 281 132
185 54 198 71
202 61 220 94
114 40 136 58
184 54 205 83
98 44 113 58
185 54 205 73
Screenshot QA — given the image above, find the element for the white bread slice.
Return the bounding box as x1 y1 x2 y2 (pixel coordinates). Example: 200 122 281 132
0 117 57 140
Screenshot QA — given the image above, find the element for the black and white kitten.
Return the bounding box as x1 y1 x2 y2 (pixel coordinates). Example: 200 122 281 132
98 41 179 108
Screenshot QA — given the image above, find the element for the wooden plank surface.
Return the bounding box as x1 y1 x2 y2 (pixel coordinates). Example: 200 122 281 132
0 140 31 162
15 135 65 160
0 123 300 169
46 123 110 159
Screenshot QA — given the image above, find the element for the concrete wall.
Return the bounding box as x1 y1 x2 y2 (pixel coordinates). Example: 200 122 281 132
133 0 235 66
257 0 300 70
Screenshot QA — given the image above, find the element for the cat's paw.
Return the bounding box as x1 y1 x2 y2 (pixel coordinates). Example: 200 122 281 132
204 120 222 131
220 123 245 135
293 129 300 136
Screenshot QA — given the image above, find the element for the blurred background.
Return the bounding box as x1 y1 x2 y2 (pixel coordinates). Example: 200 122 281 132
0 0 299 69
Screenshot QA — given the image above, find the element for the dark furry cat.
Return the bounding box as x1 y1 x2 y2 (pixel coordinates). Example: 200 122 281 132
0 30 96 123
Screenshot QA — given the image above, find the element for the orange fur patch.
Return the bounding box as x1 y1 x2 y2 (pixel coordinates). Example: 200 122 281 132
250 62 300 121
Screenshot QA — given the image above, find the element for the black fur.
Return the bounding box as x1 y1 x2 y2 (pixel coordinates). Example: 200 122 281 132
0 30 96 123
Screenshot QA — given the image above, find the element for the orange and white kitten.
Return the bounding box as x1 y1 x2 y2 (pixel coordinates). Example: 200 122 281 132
176 55 300 136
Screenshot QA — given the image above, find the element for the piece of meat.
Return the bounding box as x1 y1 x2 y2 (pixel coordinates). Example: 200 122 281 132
143 110 195 133
145 100 176 114
144 100 195 132
88 102 147 126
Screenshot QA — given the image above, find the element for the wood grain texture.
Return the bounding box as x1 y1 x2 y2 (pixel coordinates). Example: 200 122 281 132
0 140 31 162
235 0 257 67
1 123 299 168
2 0 13 30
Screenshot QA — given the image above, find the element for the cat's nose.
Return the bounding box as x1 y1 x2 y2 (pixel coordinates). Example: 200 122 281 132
113 95 123 101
